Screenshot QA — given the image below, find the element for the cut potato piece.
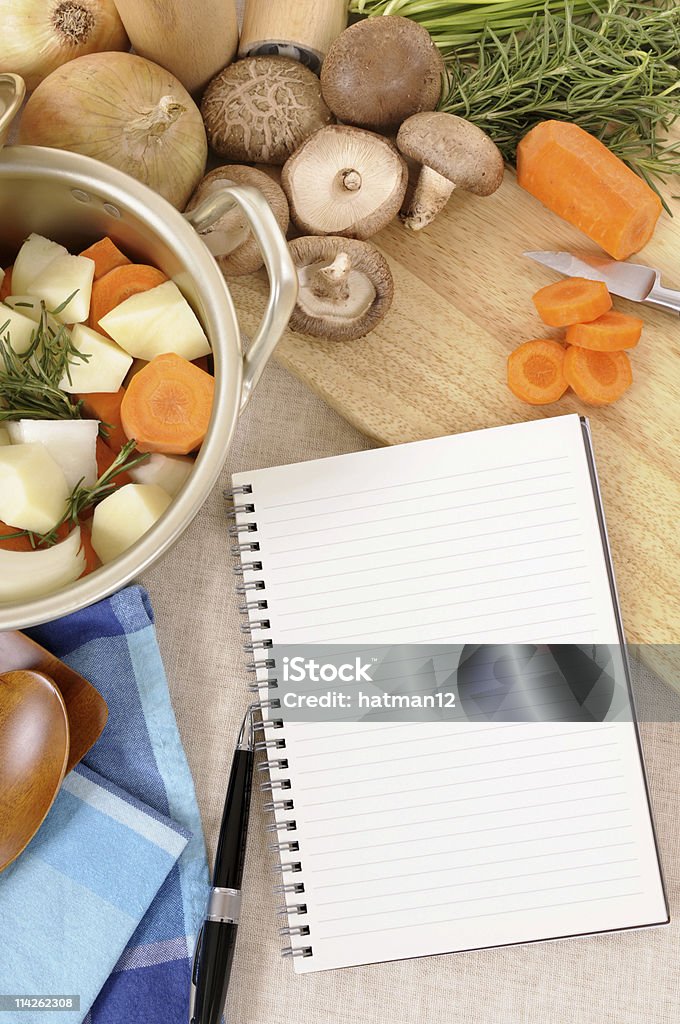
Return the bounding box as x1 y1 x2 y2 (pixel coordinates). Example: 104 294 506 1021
0 527 85 603
129 453 194 497
7 419 99 490
0 427 10 446
0 302 37 354
91 483 172 564
99 280 211 361
12 233 68 295
0 443 69 533
60 323 133 395
27 253 95 324
4 294 64 331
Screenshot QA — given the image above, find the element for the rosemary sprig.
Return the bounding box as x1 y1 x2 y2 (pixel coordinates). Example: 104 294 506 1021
0 294 88 421
0 440 149 548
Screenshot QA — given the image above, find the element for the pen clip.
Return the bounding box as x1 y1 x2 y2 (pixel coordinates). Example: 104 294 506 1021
188 924 203 1024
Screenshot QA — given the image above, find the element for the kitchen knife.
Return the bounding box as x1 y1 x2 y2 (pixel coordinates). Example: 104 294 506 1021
524 250 680 314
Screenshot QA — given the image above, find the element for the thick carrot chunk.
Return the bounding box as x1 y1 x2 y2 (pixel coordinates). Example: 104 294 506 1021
566 311 643 351
533 278 612 327
507 339 568 405
89 264 168 333
79 237 131 280
79 390 128 452
0 266 12 302
563 346 632 405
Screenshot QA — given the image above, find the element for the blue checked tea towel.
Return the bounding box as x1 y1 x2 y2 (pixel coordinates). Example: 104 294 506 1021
0 586 209 1024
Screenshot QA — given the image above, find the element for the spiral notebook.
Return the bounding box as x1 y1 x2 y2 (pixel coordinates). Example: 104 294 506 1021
231 414 668 973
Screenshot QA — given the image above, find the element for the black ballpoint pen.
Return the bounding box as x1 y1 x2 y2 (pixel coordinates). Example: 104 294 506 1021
190 708 254 1024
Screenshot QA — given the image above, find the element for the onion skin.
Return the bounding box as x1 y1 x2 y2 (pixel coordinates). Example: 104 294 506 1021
18 52 208 209
0 0 129 92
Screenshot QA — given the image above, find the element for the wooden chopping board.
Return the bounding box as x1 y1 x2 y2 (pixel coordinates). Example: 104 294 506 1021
228 168 680 660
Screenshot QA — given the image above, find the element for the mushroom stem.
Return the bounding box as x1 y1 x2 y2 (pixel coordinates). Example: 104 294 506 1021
308 253 353 302
342 169 362 192
403 165 456 231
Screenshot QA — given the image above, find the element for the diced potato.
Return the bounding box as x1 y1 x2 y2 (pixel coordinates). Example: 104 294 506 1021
129 453 194 497
99 280 211 361
0 443 69 533
27 254 95 323
7 419 99 490
0 427 10 446
12 233 68 295
0 302 37 354
59 323 132 395
91 483 172 564
0 528 85 603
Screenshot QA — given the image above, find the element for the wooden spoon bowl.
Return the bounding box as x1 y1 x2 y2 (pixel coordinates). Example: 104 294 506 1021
0 670 70 872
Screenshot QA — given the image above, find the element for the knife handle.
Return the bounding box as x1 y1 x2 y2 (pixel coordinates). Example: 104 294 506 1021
646 277 680 315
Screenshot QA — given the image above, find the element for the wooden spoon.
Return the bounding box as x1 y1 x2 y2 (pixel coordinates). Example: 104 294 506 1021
0 670 70 872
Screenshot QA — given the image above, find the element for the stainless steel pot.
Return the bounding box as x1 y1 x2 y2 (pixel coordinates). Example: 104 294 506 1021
0 73 298 630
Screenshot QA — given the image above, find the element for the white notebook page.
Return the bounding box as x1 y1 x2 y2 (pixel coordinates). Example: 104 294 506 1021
233 415 667 972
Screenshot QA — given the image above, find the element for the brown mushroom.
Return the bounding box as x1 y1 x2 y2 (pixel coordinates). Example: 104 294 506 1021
186 166 289 278
397 112 505 231
282 125 408 240
201 56 333 165
321 17 444 134
289 236 394 341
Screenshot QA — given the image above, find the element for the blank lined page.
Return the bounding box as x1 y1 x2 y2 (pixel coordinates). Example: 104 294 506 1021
232 415 667 973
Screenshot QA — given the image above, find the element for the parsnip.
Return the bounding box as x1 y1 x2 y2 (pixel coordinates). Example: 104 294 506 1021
12 233 68 294
27 253 95 323
0 443 69 533
0 301 38 354
60 324 132 394
99 280 211 361
91 483 172 564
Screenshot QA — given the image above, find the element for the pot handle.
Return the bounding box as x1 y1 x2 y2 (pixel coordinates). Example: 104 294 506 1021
184 185 298 412
0 74 25 150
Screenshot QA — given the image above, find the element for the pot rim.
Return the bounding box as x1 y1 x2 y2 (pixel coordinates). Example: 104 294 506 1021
0 145 242 630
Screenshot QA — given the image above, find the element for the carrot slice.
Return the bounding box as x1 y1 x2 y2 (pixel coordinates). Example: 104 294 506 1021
517 121 662 260
89 264 168 332
78 520 101 576
95 436 133 487
563 346 632 405
121 352 214 455
0 519 70 551
507 339 568 405
0 266 12 302
79 390 128 452
79 237 131 280
566 310 643 351
533 278 612 327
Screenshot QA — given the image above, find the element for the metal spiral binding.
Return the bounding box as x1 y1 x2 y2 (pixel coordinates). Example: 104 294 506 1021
226 483 313 962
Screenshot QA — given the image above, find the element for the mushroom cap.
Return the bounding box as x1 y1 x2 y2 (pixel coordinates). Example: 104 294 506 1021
201 56 333 165
186 165 290 278
281 125 408 240
397 112 505 196
321 17 444 133
289 236 394 341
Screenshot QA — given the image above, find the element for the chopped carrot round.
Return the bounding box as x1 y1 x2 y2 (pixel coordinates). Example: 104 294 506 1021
121 352 215 455
507 339 568 405
533 278 612 327
563 346 632 405
78 520 101 576
566 310 643 351
79 390 128 452
79 237 131 280
0 266 12 302
89 264 168 333
95 436 133 487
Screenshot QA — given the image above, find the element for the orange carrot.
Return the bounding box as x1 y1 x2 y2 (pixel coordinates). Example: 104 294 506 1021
89 264 168 332
95 436 133 487
0 519 70 551
121 353 214 455
0 266 12 302
563 346 632 405
507 339 568 405
566 311 643 351
79 237 131 280
517 121 662 260
79 390 128 452
533 278 612 327
78 520 101 576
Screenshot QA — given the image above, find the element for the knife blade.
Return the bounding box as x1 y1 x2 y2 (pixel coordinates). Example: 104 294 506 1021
524 250 657 302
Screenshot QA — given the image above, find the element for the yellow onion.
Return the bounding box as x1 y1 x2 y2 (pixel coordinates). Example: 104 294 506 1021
0 0 128 92
18 52 208 209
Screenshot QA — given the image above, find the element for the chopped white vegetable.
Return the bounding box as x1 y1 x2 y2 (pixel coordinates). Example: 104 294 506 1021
0 443 70 533
129 453 194 497
4 294 62 328
27 254 95 324
59 323 133 395
7 419 99 490
0 428 10 446
91 483 172 564
0 528 85 604
98 280 211 361
12 233 68 295
0 302 37 354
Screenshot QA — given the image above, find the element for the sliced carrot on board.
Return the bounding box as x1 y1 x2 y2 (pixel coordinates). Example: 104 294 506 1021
507 339 568 405
79 390 128 452
533 278 612 328
517 121 662 260
89 264 168 332
0 266 12 302
566 310 643 351
563 346 632 405
79 237 131 280
121 352 215 455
